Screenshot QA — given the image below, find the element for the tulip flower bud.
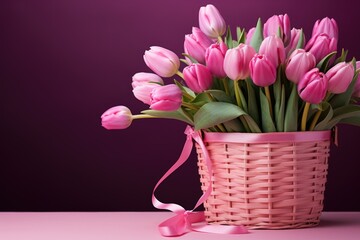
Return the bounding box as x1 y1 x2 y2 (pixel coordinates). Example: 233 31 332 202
183 63 213 93
132 72 164 88
245 27 255 45
352 61 360 97
312 17 338 40
205 42 228 78
223 43 256 80
184 27 213 64
264 14 291 45
298 68 328 104
150 84 182 111
326 62 354 94
199 4 226 38
305 33 337 63
259 35 286 67
249 54 277 87
133 84 161 105
143 46 180 78
101 106 133 130
285 28 305 56
285 49 316 84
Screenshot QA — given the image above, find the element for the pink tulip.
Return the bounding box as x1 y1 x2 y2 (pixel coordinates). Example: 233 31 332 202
249 54 277 87
245 27 255 45
352 61 360 97
312 17 338 40
150 84 182 111
298 68 328 104
305 33 337 63
205 42 228 78
183 63 213 93
264 14 291 45
198 4 226 38
132 72 163 88
223 43 256 80
143 46 180 77
285 49 316 84
133 84 161 105
259 35 286 67
285 28 305 56
101 106 132 130
184 27 213 64
326 62 354 94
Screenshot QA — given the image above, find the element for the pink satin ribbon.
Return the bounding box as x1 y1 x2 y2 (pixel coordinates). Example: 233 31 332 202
204 129 331 143
152 126 248 237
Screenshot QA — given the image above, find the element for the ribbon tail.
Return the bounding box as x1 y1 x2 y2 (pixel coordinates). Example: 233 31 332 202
158 213 188 237
152 126 194 215
192 222 249 234
152 126 248 237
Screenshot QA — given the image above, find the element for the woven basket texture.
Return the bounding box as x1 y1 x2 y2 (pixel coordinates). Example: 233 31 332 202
196 131 331 229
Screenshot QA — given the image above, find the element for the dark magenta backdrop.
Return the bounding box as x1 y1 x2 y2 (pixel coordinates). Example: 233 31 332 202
1 0 360 211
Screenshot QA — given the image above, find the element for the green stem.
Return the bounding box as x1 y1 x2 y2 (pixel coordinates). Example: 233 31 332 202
222 78 230 95
181 102 198 110
132 114 158 120
206 92 215 101
182 91 194 101
217 124 227 132
264 86 273 119
301 102 311 131
234 80 243 109
309 110 322 131
176 71 184 79
233 80 252 132
324 91 332 102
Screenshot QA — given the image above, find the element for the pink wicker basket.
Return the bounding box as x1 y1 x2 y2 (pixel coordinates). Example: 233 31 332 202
196 130 331 229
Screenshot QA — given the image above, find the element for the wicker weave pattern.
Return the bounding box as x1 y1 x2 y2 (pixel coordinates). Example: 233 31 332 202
196 133 330 229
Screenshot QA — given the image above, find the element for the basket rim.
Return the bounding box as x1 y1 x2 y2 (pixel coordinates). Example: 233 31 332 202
203 130 331 144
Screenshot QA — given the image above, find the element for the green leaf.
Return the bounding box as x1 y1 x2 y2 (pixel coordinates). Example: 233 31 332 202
225 26 233 49
316 51 337 72
181 53 198 64
174 80 196 100
194 102 261 132
326 104 360 129
334 48 348 65
206 89 233 103
284 84 298 131
250 18 263 52
142 109 193 125
222 118 245 132
339 116 360 127
295 29 305 49
273 68 284 131
259 89 276 132
189 92 211 107
237 27 246 44
314 102 333 131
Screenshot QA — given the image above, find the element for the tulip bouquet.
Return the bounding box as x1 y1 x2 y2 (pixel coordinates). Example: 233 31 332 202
102 4 360 133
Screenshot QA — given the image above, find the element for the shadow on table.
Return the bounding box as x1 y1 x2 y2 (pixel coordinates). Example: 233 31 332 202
318 215 360 228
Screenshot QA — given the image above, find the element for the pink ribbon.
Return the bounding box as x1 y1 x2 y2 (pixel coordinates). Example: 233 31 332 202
204 129 331 143
152 126 248 237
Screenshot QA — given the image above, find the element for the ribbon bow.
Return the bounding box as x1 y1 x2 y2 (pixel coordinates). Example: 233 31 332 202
152 126 248 237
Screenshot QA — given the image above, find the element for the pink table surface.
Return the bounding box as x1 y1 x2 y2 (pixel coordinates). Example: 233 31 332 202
0 212 359 240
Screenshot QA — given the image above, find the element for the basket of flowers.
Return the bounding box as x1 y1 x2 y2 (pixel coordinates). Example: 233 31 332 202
101 4 360 236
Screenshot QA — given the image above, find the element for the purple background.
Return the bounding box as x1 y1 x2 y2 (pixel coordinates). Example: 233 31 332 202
1 0 360 211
